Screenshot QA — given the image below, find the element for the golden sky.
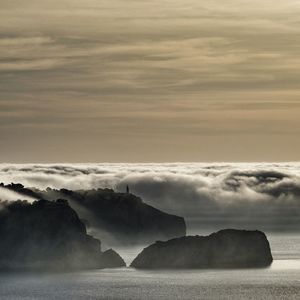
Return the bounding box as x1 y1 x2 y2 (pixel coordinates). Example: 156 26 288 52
1 0 300 162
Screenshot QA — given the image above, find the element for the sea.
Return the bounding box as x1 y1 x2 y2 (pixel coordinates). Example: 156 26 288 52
0 233 299 300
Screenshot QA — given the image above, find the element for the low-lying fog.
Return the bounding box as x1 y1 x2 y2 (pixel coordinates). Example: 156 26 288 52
1 163 300 232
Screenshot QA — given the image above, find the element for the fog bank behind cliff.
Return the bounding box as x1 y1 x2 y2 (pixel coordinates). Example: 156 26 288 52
1 163 300 232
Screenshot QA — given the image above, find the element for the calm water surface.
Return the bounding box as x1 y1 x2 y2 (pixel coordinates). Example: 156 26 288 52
0 233 299 300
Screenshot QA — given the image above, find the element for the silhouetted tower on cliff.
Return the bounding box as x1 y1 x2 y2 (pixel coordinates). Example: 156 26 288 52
126 185 130 194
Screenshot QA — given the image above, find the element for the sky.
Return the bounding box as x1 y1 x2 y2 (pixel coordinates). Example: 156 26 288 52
1 0 300 162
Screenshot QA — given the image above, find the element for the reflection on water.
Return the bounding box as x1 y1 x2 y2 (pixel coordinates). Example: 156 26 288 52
271 259 300 270
0 261 299 300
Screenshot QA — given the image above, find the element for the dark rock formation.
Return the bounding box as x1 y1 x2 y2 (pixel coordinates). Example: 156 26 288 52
0 182 41 199
0 199 125 270
60 189 186 246
1 183 186 246
131 229 273 269
100 249 125 268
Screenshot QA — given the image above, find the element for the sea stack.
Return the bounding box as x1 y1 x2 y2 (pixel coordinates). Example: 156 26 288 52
131 229 273 269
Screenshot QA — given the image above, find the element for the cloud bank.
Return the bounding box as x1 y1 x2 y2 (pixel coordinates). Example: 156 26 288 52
0 163 300 232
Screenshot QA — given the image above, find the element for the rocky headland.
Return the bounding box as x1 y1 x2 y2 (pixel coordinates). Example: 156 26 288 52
0 199 125 270
1 183 186 246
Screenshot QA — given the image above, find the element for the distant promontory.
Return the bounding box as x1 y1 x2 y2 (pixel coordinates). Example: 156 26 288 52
1 183 186 246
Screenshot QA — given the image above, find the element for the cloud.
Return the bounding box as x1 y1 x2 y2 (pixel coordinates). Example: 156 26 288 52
1 1 300 161
0 186 36 204
1 0 300 92
0 59 67 71
0 163 300 232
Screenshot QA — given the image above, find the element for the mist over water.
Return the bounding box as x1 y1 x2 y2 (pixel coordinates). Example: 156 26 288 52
1 163 300 232
1 234 300 300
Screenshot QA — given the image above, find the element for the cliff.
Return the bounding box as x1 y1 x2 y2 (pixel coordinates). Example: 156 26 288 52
2 183 186 246
0 199 125 270
131 229 273 269
62 188 186 245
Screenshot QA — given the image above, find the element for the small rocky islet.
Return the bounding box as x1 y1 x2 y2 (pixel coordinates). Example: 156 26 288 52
131 229 273 269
